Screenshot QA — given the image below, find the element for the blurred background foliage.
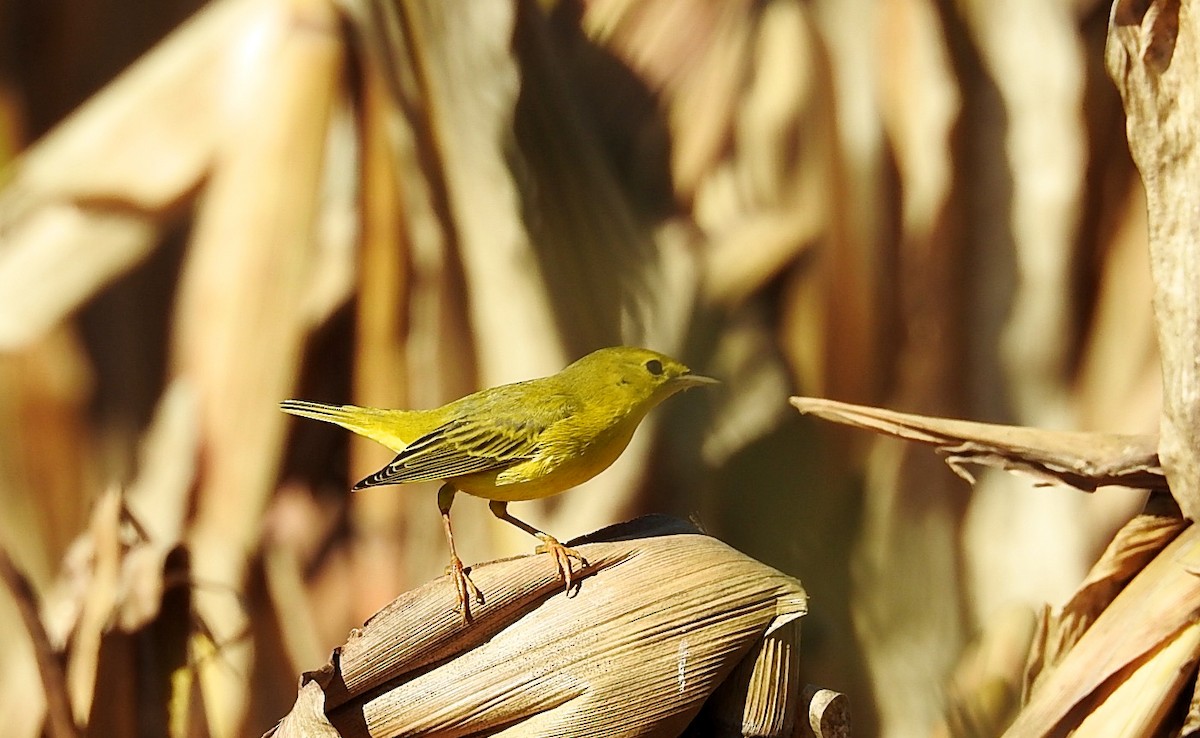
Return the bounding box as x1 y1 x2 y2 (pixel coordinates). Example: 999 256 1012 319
0 0 1157 736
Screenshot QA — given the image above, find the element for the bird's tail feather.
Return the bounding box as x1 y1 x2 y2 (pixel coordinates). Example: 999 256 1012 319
279 400 414 452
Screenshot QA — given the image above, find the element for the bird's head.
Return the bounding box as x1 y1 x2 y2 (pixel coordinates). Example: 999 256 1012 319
564 346 718 412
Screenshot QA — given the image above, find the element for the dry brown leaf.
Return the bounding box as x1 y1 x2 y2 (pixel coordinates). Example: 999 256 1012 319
939 606 1038 738
264 681 341 738
959 0 1088 428
29 385 199 732
1027 505 1188 691
62 487 123 726
512 0 676 355
1108 1 1200 520
271 516 807 737
338 46 414 606
0 327 94 584
790 396 1164 492
877 0 959 246
169 0 345 732
116 380 199 631
1069 619 1200 738
396 1 569 382
705 618 801 736
0 211 157 351
0 0 269 350
1004 524 1200 735
696 0 825 307
803 3 966 732
38 379 197 659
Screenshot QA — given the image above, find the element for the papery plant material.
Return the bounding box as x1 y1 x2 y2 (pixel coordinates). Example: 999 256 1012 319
355 0 571 382
39 381 200 644
790 397 1165 492
339 19 418 608
0 3 353 726
270 682 340 738
0 546 78 738
59 488 122 726
0 0 264 350
1107 0 1200 519
0 330 95 738
174 0 345 731
267 517 808 738
960 0 1088 428
798 686 851 738
812 1 968 733
113 380 199 632
1024 502 1188 694
578 0 839 429
1067 619 1200 738
938 606 1037 738
1004 524 1200 736
706 618 801 736
0 328 94 582
24 383 200 735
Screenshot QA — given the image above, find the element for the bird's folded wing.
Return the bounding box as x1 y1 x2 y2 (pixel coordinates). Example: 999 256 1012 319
353 408 565 488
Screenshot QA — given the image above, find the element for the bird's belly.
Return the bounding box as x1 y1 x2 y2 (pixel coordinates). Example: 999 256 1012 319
452 425 635 502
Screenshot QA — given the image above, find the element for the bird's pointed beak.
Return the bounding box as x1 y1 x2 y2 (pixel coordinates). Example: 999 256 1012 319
675 373 720 388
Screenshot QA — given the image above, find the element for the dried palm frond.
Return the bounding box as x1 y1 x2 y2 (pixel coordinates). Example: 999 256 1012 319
268 517 809 737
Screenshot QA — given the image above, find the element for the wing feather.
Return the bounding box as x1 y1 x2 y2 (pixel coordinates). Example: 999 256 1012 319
353 395 580 489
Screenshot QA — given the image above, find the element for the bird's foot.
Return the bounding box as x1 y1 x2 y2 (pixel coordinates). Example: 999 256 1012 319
445 554 484 622
534 534 589 597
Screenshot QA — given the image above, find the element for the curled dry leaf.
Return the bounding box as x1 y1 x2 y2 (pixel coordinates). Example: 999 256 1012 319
1024 502 1189 695
268 516 808 738
790 396 1165 492
269 681 341 738
28 381 200 730
798 686 851 738
1005 524 1200 736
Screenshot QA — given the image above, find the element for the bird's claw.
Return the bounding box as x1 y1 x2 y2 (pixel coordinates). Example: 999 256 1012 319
446 555 484 622
535 535 588 597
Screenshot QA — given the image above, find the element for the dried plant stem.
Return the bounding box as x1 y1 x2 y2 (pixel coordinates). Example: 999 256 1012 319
0 546 79 738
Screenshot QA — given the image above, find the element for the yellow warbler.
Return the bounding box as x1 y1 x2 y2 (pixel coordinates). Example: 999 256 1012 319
280 346 717 618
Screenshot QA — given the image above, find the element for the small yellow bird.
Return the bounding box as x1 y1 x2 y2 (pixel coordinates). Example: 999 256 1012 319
280 346 717 618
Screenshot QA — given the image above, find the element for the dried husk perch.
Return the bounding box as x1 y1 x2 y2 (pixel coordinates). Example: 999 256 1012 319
266 516 830 737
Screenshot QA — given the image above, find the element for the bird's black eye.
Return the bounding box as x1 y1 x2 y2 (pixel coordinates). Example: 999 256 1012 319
645 359 664 376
